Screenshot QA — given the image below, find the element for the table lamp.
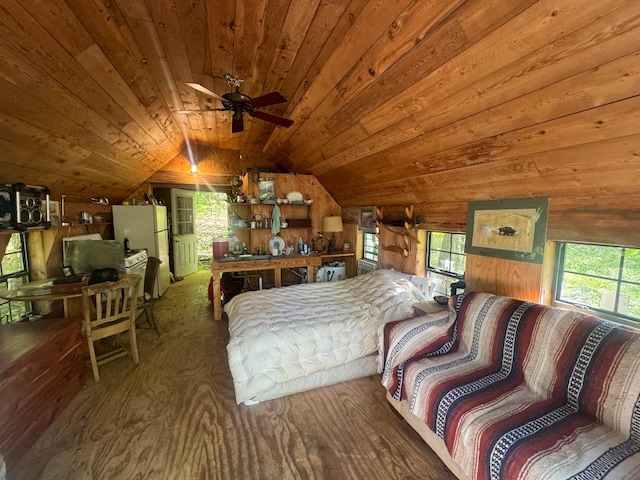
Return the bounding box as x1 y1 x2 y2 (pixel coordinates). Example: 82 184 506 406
322 215 343 253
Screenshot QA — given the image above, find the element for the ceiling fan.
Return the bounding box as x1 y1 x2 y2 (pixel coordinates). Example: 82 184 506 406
182 74 294 133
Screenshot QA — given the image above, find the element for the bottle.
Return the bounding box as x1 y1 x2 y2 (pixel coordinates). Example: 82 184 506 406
228 232 241 254
124 237 130 253
298 236 303 254
241 242 248 254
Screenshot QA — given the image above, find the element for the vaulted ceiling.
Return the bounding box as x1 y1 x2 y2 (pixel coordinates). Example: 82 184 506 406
0 0 638 227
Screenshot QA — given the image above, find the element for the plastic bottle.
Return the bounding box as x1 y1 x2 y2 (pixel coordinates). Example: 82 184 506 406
298 236 303 254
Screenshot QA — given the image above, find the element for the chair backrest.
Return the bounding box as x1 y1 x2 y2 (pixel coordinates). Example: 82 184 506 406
144 257 162 297
82 275 141 337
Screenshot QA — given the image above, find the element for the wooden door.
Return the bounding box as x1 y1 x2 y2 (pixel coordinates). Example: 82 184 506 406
171 188 198 278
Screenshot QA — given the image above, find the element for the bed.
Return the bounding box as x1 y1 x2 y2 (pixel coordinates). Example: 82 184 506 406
225 269 432 405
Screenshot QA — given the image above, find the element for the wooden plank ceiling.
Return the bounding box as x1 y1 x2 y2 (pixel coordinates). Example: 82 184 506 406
0 0 637 212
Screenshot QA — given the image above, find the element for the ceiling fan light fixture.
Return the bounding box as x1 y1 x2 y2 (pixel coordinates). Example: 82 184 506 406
184 75 293 134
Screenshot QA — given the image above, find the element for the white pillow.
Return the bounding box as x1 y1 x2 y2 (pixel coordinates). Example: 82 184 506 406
408 275 436 299
388 269 436 299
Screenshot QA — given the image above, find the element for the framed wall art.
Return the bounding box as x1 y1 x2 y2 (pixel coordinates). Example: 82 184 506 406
257 177 276 201
465 197 549 263
359 206 376 232
49 200 61 227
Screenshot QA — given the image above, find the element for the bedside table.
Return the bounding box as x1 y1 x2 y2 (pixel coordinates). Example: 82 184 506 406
413 301 448 315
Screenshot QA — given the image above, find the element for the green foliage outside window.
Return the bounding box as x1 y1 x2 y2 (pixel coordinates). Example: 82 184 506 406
1 233 30 324
1 233 26 278
363 232 378 261
557 243 640 322
194 192 229 261
428 232 466 276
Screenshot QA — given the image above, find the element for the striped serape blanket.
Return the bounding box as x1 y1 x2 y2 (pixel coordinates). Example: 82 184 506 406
380 292 640 479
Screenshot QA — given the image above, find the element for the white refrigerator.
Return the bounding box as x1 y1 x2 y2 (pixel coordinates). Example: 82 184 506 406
112 205 170 298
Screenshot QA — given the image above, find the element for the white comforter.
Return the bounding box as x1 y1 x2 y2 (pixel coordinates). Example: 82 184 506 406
225 269 427 404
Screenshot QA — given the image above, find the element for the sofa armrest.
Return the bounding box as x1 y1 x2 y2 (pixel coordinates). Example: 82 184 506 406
379 309 453 381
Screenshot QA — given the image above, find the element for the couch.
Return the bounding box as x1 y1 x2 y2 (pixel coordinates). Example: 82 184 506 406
379 292 640 480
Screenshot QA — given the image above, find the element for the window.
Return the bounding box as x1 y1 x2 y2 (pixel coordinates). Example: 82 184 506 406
427 231 466 296
556 242 640 323
363 232 379 262
428 232 466 276
0 233 31 324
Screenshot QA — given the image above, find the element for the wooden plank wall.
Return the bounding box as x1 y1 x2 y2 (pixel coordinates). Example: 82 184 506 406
263 0 640 252
243 172 343 251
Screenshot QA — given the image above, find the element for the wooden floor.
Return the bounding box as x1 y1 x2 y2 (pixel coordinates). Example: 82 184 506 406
10 270 456 480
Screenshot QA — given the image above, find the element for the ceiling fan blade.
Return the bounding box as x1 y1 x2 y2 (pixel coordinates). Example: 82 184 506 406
185 82 226 102
253 110 294 128
249 91 287 108
232 114 244 133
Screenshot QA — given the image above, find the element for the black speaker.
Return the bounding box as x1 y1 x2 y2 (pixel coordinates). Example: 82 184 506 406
0 183 51 231
0 185 12 229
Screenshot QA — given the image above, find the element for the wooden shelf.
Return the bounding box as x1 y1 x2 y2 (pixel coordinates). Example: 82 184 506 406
228 201 313 252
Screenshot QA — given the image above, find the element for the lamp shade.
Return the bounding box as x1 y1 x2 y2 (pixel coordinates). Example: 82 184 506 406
322 215 343 233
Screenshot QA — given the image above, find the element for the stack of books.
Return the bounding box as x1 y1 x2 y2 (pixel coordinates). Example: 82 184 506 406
51 274 87 294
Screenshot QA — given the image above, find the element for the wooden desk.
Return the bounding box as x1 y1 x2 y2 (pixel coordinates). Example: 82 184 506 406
210 253 355 321
0 274 140 320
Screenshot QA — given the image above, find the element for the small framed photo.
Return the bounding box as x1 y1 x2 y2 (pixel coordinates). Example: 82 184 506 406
258 178 276 201
49 200 61 226
359 206 376 232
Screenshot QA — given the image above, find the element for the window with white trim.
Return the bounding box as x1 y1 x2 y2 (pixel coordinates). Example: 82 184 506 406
556 242 640 324
0 233 31 324
363 232 379 262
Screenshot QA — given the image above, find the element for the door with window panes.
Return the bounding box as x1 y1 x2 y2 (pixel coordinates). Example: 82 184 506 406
171 188 198 278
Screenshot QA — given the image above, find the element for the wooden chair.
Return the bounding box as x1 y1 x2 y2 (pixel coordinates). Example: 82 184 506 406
136 256 161 335
82 275 142 382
